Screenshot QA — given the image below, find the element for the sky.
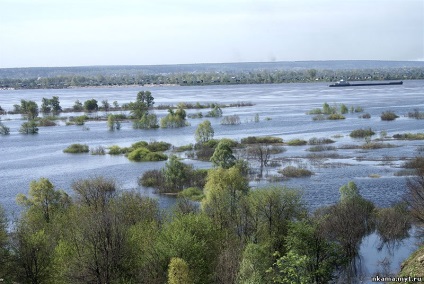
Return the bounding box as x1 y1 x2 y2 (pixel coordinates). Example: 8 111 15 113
0 0 423 68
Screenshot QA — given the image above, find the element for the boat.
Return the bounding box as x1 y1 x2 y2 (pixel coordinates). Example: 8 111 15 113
329 80 403 87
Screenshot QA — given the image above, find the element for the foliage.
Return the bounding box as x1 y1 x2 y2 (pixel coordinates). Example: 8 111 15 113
380 110 399 121
221 115 241 125
178 187 204 201
308 137 335 145
307 145 337 152
195 120 214 143
83 99 98 111
210 140 236 168
127 147 168 162
19 120 39 134
168 257 193 284
134 113 159 129
327 113 345 120
393 133 424 140
407 108 424 119
340 103 349 114
20 99 39 120
268 251 311 284
137 90 154 108
359 113 371 119
41 96 62 114
63 143 89 153
108 145 125 155
205 105 223 117
161 107 187 128
0 122 10 135
38 117 57 126
279 166 313 178
73 100 83 111
90 146 106 155
287 139 307 146
237 243 274 284
107 114 121 131
349 128 375 138
241 136 283 144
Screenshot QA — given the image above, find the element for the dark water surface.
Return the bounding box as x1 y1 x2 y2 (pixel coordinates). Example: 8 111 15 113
1 81 424 280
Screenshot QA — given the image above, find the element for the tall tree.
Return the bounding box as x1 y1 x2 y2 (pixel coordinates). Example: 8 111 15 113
195 120 214 143
210 140 236 169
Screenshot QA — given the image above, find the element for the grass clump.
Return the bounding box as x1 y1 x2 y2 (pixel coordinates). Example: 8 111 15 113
349 128 375 138
38 118 57 127
360 142 396 149
279 166 313 178
287 139 307 146
174 144 194 152
64 144 89 153
381 111 399 121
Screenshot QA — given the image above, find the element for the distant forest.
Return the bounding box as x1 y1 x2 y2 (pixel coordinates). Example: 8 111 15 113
1 60 424 89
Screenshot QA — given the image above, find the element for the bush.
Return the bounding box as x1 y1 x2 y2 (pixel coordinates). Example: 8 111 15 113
312 114 326 121
279 166 313 177
308 137 335 145
146 141 172 152
90 146 106 155
220 115 241 125
19 121 39 134
360 142 396 149
287 139 307 146
0 122 10 135
178 187 204 201
108 145 124 155
174 144 194 152
134 113 159 129
38 118 57 126
327 113 345 120
407 109 424 119
127 147 167 162
64 144 89 153
393 133 424 140
307 145 337 152
139 169 164 187
381 111 399 121
241 136 283 144
349 128 375 138
359 113 371 119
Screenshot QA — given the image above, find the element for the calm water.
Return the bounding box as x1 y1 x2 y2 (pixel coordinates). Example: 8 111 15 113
1 81 424 281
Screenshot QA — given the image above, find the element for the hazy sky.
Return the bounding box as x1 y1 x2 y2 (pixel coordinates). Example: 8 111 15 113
0 0 423 68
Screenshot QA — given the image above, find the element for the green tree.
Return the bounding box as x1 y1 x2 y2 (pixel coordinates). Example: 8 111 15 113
21 99 39 120
73 100 83 111
16 178 70 223
210 140 236 168
168 257 193 284
268 251 311 284
0 204 10 278
339 181 359 201
107 114 121 131
195 120 214 143
83 99 98 111
202 167 249 230
134 113 159 129
137 90 154 108
164 155 189 191
41 97 51 113
50 96 62 114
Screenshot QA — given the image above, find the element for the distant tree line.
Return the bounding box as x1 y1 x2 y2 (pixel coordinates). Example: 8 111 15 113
1 67 423 89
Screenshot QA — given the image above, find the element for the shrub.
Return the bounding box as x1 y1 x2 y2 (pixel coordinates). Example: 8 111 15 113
127 147 167 162
402 157 424 171
279 166 313 177
359 113 371 119
64 144 89 153
393 133 424 140
241 136 283 144
90 146 106 155
19 121 39 134
178 187 204 201
174 144 194 152
340 104 349 114
354 106 364 113
381 111 399 121
38 118 57 126
0 122 10 135
360 142 396 149
134 113 159 129
139 169 165 187
205 106 223 117
221 115 241 125
407 109 424 119
108 145 124 155
146 141 172 152
349 128 375 138
131 141 149 150
308 137 335 145
312 114 326 121
287 139 307 146
307 145 337 152
327 113 345 120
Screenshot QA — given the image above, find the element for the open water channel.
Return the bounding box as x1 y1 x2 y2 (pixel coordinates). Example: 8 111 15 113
1 81 424 282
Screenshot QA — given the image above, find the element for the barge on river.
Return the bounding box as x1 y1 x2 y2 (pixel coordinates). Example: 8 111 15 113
329 80 403 87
